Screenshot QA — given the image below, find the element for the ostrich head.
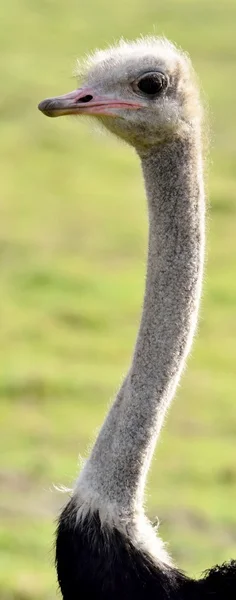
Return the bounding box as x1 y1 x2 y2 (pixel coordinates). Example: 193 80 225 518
38 37 201 149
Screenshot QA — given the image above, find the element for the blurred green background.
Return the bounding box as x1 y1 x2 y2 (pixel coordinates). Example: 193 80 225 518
0 0 236 598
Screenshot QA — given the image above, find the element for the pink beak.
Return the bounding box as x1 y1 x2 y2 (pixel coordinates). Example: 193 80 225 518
38 87 143 118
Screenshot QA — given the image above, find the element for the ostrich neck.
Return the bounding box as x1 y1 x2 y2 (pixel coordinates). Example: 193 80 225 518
76 132 205 520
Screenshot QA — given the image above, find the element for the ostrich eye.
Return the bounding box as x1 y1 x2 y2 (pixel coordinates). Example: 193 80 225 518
134 72 168 96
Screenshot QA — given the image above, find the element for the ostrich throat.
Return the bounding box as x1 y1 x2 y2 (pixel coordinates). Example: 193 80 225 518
76 131 205 526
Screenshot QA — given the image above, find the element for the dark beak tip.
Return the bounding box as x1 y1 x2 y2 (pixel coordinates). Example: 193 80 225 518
38 99 47 114
38 99 45 110
38 99 55 117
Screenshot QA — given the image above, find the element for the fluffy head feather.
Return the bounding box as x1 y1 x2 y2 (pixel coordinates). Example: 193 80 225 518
74 36 202 148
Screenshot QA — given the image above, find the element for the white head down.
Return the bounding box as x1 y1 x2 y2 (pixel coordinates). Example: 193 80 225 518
38 37 202 150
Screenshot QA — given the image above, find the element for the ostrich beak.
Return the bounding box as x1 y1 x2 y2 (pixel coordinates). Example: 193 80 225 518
38 87 143 118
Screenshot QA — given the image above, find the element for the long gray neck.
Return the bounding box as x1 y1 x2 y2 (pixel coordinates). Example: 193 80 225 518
76 132 205 522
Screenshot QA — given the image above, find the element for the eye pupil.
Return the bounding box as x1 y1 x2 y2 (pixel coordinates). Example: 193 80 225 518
137 74 164 95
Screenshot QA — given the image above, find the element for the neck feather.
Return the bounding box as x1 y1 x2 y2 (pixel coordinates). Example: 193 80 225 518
75 131 205 534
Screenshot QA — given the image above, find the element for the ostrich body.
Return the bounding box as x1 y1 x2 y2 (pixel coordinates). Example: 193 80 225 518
38 37 235 599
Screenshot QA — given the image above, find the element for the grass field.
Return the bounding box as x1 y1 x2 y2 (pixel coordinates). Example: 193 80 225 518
0 0 236 598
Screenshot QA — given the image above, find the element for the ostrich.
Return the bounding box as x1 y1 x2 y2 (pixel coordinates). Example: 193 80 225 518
38 37 235 599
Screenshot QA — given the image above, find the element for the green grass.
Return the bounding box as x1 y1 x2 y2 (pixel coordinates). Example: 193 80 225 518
0 0 236 597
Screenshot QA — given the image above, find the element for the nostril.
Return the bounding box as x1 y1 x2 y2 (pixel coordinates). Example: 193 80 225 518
77 94 93 103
